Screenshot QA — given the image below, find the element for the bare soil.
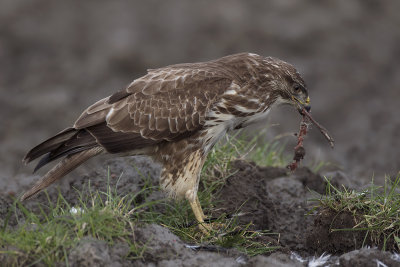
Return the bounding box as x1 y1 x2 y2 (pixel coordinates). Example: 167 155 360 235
215 160 325 253
307 208 397 254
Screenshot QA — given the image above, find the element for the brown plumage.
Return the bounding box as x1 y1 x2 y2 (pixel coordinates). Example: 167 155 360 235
22 53 311 230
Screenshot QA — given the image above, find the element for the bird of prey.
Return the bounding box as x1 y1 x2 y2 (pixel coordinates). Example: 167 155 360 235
22 53 311 231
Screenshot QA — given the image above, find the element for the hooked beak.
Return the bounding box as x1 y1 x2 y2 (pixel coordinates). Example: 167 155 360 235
292 96 311 114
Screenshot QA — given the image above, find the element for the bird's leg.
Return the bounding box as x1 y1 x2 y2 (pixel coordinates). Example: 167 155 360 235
188 194 226 234
185 190 209 233
195 195 206 220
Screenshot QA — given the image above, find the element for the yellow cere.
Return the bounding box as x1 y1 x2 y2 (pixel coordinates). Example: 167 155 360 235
292 95 309 105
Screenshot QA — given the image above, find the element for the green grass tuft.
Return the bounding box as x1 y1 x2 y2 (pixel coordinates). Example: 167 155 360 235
0 184 146 266
312 173 400 251
202 131 287 184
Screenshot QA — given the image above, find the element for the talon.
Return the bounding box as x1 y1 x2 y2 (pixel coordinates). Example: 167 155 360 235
197 222 226 234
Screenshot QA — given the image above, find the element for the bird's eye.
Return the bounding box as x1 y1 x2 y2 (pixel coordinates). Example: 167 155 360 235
293 84 301 92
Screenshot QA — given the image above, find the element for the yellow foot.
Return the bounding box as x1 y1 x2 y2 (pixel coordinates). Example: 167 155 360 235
198 222 211 234
186 192 226 234
197 221 227 234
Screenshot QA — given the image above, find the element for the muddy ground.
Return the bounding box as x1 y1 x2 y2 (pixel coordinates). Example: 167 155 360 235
1 157 399 266
1 0 400 266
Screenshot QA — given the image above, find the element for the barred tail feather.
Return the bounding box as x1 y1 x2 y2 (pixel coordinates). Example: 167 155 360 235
21 147 104 201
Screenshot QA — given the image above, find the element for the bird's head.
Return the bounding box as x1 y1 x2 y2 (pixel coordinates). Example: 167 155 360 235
258 56 311 113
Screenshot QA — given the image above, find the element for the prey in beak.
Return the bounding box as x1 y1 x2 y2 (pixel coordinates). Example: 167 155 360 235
291 93 335 148
292 95 311 114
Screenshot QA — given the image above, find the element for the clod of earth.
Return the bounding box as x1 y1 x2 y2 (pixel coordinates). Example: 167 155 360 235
287 107 334 171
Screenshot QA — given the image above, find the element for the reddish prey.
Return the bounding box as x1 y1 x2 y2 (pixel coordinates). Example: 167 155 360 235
287 107 334 171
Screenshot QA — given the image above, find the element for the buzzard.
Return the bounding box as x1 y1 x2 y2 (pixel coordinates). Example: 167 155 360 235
22 53 311 231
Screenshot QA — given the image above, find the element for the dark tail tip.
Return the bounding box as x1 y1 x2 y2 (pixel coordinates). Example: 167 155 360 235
33 153 51 173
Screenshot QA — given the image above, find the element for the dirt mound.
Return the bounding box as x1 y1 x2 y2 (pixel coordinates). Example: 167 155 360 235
216 160 399 257
216 160 326 252
307 208 397 254
307 209 366 254
67 237 129 267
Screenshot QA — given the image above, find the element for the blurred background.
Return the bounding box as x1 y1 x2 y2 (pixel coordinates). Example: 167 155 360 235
1 0 399 194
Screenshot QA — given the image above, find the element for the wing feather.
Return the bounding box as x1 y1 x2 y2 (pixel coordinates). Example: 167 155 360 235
73 65 233 153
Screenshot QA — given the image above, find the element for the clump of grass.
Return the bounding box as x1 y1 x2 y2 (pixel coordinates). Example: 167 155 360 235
202 131 287 184
313 174 400 251
0 181 146 266
246 134 288 168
